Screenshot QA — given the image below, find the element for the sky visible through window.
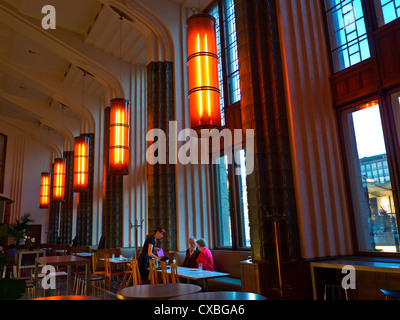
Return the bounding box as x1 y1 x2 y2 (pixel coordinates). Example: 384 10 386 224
352 103 386 159
325 0 370 72
376 0 400 25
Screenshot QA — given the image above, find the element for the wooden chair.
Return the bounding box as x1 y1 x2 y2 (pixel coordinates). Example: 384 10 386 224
104 254 124 291
119 258 146 289
148 259 158 284
170 263 180 284
91 252 105 275
160 261 169 284
74 273 105 297
119 259 133 289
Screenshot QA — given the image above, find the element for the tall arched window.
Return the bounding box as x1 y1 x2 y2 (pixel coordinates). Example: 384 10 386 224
207 0 250 249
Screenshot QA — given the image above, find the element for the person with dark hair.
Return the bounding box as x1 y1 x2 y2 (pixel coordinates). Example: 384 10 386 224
138 227 165 280
196 238 214 271
181 236 200 268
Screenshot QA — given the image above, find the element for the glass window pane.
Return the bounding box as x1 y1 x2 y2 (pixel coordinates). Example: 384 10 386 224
324 0 371 72
209 3 226 126
374 0 400 27
215 155 232 246
342 101 399 253
236 149 250 247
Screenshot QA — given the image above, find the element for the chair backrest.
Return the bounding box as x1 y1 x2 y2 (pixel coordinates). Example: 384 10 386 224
130 259 142 286
92 252 101 273
69 246 90 255
160 261 169 284
104 254 111 275
170 263 180 284
148 259 158 284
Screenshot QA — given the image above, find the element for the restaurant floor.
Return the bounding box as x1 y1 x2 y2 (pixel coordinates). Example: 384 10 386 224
20 276 120 300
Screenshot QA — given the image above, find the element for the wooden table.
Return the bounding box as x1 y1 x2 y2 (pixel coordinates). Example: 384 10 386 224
310 258 400 299
73 252 92 258
34 255 91 296
116 283 202 300
33 295 101 300
99 257 131 265
169 291 267 300
16 249 46 278
155 266 230 291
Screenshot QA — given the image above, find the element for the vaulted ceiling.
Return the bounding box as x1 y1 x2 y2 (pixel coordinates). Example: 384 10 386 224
0 0 211 152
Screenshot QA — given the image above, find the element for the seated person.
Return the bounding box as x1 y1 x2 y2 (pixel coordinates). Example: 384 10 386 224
5 244 16 259
196 238 214 271
181 237 200 268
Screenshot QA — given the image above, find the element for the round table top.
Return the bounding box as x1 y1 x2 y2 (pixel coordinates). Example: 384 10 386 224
33 295 101 300
116 283 203 300
169 291 268 300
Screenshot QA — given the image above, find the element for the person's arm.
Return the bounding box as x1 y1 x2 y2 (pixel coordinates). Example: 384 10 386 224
148 244 160 260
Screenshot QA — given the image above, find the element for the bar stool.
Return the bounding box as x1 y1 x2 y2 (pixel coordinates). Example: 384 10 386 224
25 279 36 299
75 273 105 297
324 284 348 300
380 289 400 300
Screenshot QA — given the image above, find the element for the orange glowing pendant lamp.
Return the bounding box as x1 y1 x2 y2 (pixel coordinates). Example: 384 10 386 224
187 13 221 131
52 158 66 201
39 172 51 208
73 135 89 192
109 98 130 175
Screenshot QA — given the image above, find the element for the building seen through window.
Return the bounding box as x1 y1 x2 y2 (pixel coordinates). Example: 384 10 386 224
342 101 399 253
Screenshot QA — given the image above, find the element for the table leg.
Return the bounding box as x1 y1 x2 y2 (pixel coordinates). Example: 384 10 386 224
34 259 39 298
310 265 317 300
67 265 71 295
18 254 22 278
85 263 89 296
204 280 208 291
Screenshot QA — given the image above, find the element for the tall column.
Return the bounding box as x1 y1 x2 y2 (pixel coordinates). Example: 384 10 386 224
59 151 74 244
235 0 300 262
76 133 94 246
235 0 308 300
102 107 123 248
147 61 176 251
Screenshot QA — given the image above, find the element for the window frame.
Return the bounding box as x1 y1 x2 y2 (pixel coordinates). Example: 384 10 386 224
337 92 400 256
205 0 249 251
320 0 379 75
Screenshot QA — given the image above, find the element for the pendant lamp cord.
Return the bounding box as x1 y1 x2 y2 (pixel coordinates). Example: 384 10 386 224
120 16 123 84
82 73 86 134
61 106 64 156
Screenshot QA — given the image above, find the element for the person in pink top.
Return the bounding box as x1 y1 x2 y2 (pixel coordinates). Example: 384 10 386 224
196 238 214 271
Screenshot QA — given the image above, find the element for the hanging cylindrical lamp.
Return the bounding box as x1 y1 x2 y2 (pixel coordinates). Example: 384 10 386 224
39 172 51 208
108 16 130 175
52 158 66 201
109 98 130 175
73 135 89 192
187 13 221 131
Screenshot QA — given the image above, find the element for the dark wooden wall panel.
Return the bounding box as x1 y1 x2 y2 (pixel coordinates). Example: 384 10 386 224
330 59 380 107
375 22 400 89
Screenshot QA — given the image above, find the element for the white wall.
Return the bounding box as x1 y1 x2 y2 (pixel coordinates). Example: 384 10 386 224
0 117 53 243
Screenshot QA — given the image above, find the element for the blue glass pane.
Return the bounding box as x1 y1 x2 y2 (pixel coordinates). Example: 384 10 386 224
324 0 370 72
375 0 400 26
